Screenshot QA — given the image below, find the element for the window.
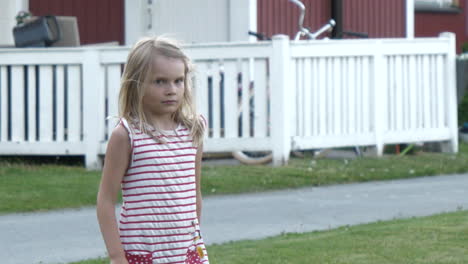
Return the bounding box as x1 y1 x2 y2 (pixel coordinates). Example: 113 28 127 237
415 0 461 13
416 0 459 7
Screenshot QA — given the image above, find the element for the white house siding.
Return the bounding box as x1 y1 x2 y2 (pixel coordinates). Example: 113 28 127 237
0 0 28 46
125 0 257 45
154 0 229 43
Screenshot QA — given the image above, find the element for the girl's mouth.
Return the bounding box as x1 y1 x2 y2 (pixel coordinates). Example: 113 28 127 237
162 100 177 104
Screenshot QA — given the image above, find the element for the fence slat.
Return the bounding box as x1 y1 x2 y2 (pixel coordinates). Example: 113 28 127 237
402 56 409 131
341 58 349 134
355 57 363 134
348 58 357 134
318 58 326 135
39 66 54 142
211 62 221 138
296 59 304 136
11 66 25 142
67 65 81 142
27 66 36 141
408 56 417 129
387 56 395 131
325 58 333 135
362 57 371 133
107 65 122 139
417 56 424 129
254 59 268 138
423 55 431 129
312 58 319 136
290 58 297 137
240 59 250 138
334 58 343 135
395 56 404 131
0 67 7 141
194 62 209 123
436 55 445 128
359 57 366 134
303 58 312 136
430 55 437 129
223 60 238 138
56 66 65 142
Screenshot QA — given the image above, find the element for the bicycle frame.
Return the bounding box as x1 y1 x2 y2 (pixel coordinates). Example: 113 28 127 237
289 0 336 40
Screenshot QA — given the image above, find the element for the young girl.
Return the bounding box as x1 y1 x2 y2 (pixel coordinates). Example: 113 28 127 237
97 36 209 264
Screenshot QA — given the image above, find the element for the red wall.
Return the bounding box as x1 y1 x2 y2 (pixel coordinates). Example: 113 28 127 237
257 0 331 39
29 0 124 45
415 1 468 53
257 0 405 40
343 0 405 38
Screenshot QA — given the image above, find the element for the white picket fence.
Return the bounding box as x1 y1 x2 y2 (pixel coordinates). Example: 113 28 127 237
0 33 458 169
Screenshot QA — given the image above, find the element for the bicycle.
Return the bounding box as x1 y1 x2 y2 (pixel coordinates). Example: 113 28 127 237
289 0 336 41
232 0 337 165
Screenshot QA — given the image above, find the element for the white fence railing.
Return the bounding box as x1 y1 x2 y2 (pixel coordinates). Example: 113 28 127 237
0 33 458 169
289 34 458 155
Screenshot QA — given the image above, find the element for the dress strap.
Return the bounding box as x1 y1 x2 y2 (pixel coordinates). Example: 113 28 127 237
119 118 134 150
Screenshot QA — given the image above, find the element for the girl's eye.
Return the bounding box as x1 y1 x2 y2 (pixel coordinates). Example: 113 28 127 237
154 79 165 85
175 78 184 84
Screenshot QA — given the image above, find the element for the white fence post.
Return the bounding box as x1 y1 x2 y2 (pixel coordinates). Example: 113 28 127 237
406 0 415 38
373 41 387 156
82 49 105 169
440 32 458 153
271 35 292 166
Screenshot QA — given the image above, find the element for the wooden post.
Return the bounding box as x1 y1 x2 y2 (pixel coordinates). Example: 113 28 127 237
440 32 458 153
82 49 105 170
406 0 415 39
373 41 387 156
271 35 292 166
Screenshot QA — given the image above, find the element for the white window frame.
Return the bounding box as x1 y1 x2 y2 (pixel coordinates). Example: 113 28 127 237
416 0 459 7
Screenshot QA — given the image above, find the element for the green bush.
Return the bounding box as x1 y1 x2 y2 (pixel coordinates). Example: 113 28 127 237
459 91 468 126
462 42 468 53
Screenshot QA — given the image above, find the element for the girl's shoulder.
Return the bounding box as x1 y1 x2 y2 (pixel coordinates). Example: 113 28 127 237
109 123 132 149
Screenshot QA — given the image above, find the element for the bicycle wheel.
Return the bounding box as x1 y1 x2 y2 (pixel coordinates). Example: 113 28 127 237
232 151 273 165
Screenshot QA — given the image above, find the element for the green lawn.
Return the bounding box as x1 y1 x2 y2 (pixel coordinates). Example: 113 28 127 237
71 210 468 264
1 143 468 214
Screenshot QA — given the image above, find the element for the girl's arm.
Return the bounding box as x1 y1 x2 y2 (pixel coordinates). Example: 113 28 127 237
195 143 203 222
96 124 131 264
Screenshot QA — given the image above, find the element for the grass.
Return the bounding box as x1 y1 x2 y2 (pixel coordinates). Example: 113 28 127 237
1 143 468 214
70 210 468 264
0 164 101 213
203 146 468 195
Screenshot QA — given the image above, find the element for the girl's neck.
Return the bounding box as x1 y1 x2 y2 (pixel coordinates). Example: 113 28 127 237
146 115 178 131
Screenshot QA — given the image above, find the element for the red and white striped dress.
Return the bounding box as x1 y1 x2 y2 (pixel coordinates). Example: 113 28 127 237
118 118 209 264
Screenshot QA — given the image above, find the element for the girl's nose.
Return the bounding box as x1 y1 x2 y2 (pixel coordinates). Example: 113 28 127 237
166 83 177 94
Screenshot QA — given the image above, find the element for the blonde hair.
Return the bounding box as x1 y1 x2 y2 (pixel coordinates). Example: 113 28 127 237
119 36 205 146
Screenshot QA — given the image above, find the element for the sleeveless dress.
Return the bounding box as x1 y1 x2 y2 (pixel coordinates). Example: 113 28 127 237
118 118 209 264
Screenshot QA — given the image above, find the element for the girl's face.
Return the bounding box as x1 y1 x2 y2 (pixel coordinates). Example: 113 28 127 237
142 55 186 119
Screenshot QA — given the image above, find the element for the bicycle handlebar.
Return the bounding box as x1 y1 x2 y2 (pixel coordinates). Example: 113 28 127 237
290 0 335 40
309 19 336 39
289 0 306 35
248 30 271 41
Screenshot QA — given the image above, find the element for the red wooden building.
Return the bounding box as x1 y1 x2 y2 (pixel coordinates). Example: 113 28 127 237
257 0 406 39
257 0 467 53
28 0 467 53
29 0 125 45
415 0 467 53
